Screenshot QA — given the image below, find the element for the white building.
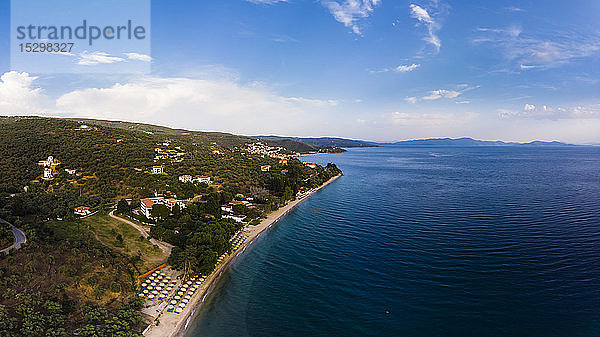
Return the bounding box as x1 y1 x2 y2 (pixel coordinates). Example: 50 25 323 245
152 166 164 174
43 168 53 180
74 206 91 216
193 176 211 184
261 165 271 172
140 197 191 219
179 175 193 183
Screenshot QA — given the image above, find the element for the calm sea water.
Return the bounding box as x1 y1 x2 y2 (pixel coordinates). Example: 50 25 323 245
186 146 600 337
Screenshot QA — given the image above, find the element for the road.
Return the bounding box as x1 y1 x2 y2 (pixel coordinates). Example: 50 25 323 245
0 218 27 255
108 210 173 257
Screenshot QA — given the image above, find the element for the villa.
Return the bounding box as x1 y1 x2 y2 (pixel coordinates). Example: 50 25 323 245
152 166 164 174
74 206 91 216
179 175 193 183
140 197 191 218
261 165 271 172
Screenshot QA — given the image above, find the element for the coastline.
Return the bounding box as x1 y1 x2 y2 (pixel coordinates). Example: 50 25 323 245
143 174 341 337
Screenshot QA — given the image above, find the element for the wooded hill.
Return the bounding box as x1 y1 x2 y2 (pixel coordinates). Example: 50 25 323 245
0 116 342 336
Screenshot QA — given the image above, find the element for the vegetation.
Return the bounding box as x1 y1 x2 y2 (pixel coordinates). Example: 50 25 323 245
0 116 342 335
0 213 144 336
0 222 11 249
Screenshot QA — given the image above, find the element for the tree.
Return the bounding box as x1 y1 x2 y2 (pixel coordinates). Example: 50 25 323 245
116 199 129 214
150 204 170 221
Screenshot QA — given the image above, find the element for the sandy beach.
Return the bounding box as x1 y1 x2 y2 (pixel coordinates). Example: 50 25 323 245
143 174 341 337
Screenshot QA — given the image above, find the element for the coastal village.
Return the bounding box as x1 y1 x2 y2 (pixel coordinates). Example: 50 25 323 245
0 117 341 337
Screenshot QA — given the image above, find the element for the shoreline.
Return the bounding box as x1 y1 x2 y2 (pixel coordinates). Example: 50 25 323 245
144 174 341 337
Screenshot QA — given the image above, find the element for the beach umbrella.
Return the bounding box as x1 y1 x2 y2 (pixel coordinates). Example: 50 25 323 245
151 282 157 286
156 286 162 291
179 303 186 308
181 298 189 304
148 294 155 299
141 283 147 287
177 291 184 296
151 290 158 295
184 295 191 299
174 295 181 300
148 276 154 280
170 300 178 305
147 286 153 291
138 293 145 298
143 289 149 294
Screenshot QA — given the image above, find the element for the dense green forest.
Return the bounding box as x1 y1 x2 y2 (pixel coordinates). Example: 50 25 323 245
0 116 342 335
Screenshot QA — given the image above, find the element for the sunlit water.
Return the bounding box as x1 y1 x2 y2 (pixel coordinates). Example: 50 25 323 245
186 146 600 337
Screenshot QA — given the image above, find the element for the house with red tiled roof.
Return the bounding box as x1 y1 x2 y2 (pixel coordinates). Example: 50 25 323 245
74 206 91 216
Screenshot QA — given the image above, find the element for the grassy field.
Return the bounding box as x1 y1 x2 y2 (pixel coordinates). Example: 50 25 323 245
51 212 167 272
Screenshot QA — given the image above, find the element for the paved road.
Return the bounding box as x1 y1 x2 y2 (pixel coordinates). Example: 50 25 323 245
108 210 173 257
1 218 27 255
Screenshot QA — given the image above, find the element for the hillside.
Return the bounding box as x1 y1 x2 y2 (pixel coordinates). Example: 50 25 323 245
259 135 377 150
0 116 342 336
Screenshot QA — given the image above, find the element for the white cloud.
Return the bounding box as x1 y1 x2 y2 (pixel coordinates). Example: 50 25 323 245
499 103 600 119
0 71 46 114
519 64 536 70
322 0 381 35
125 53 152 62
407 85 478 103
395 63 420 72
405 96 418 104
473 25 600 69
371 63 420 74
78 51 126 66
409 4 441 52
422 89 461 100
54 76 339 135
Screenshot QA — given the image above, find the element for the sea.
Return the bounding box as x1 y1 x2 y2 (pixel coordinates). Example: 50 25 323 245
185 146 600 337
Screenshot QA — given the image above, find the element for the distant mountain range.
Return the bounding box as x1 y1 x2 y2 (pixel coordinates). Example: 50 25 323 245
386 137 576 147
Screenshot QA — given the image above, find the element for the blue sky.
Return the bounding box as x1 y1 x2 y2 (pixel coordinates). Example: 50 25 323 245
0 0 599 143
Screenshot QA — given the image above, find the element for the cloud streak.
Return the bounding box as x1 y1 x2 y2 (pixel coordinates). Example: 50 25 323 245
473 25 600 69
322 0 381 35
406 85 478 103
409 4 441 52
371 63 420 74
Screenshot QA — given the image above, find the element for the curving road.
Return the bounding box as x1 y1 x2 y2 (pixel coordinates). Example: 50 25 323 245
108 210 173 258
1 218 27 255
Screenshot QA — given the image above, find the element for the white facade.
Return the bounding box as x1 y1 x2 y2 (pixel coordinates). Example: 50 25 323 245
43 168 53 180
152 166 164 174
194 176 211 184
179 175 193 183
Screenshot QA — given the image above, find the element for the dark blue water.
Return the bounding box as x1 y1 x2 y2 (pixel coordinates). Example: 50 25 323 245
186 146 600 337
